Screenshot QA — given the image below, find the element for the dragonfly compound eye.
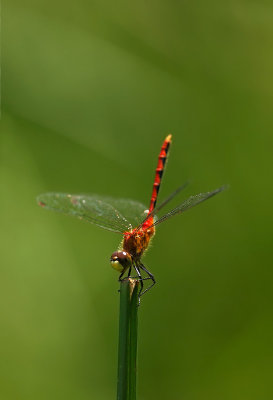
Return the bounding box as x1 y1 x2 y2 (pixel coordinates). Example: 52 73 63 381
110 251 132 272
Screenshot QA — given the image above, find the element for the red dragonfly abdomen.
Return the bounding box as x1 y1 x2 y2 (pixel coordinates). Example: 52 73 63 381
148 134 172 214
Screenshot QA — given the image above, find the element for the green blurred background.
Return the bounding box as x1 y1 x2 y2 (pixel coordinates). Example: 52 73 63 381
1 1 273 399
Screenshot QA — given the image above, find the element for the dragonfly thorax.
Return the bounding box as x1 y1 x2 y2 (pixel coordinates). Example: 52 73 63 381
122 226 155 260
110 225 155 274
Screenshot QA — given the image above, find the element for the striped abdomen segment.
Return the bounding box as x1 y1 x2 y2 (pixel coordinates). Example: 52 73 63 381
148 134 172 214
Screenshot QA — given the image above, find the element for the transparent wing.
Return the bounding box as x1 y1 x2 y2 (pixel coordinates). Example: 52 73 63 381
37 193 148 233
105 197 149 228
136 181 189 232
151 186 227 228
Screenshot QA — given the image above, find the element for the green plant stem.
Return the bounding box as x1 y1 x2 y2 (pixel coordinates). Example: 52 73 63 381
117 280 131 400
128 280 139 400
117 279 139 400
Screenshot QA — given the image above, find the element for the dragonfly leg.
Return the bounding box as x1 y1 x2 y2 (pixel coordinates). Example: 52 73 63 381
139 263 156 297
127 266 132 278
118 271 124 281
119 266 151 281
118 268 128 281
118 266 132 294
133 264 144 305
123 277 151 281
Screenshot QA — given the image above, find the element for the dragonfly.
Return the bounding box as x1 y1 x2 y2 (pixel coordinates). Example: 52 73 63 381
37 135 226 301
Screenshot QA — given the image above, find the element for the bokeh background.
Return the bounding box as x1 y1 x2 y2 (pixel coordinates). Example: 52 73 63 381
1 1 273 399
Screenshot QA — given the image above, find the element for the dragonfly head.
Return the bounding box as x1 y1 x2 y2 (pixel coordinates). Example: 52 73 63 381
110 251 132 273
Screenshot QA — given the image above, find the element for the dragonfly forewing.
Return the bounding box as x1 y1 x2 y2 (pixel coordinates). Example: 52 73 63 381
37 193 148 233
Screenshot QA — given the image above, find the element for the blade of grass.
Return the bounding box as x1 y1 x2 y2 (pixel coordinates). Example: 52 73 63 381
117 279 131 400
128 280 139 400
117 279 139 400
